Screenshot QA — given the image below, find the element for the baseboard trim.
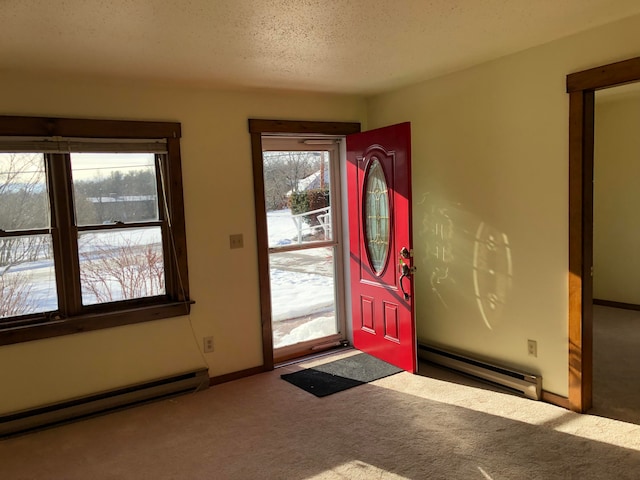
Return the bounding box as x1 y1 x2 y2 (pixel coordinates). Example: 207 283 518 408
593 298 640 311
209 365 267 386
2 369 209 437
541 390 570 409
419 344 541 400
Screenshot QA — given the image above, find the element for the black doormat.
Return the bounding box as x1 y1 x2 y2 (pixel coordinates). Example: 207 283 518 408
280 353 403 397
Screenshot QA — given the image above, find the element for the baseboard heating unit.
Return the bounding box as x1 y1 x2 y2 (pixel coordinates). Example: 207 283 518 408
418 344 541 400
1 368 209 437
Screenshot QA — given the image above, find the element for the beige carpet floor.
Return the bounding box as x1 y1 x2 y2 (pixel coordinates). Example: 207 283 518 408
2 348 640 479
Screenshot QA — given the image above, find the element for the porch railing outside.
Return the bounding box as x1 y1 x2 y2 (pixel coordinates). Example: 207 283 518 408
290 206 331 243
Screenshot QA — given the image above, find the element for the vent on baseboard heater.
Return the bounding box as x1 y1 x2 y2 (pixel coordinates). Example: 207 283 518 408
1 368 209 437
418 344 541 400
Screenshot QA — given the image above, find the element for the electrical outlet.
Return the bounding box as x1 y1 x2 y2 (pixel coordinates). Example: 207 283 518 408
527 339 537 357
229 234 244 249
203 336 214 353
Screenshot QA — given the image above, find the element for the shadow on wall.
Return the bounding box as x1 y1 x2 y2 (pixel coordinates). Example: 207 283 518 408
419 194 512 331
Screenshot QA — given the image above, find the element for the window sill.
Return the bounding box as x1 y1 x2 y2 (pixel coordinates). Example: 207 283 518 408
0 301 193 346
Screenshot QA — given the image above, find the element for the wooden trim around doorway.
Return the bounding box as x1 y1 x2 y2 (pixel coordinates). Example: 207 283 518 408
542 390 571 410
566 56 640 412
248 119 361 371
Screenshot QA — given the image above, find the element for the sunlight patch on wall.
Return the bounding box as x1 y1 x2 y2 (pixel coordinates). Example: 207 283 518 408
420 195 513 331
473 222 513 330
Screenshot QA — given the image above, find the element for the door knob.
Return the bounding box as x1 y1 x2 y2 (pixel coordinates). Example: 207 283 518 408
398 247 415 301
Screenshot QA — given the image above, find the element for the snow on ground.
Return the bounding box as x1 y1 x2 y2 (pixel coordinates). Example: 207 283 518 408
274 314 336 348
267 209 298 246
267 209 337 348
270 267 333 322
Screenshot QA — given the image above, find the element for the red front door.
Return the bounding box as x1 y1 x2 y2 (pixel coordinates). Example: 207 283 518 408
347 122 416 373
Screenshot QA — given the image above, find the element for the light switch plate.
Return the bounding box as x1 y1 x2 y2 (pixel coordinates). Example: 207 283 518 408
229 234 243 249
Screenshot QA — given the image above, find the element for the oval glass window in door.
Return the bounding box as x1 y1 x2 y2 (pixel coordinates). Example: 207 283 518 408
364 157 390 274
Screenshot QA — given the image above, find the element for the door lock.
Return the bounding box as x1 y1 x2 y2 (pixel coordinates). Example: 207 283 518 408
399 246 416 301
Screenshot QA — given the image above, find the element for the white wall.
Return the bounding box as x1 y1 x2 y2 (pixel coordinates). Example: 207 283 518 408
0 73 365 414
594 89 640 304
367 13 640 396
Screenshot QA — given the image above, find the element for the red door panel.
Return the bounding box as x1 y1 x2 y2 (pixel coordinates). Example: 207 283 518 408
347 122 416 373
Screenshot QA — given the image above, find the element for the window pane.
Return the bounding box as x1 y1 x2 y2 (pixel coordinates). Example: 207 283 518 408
364 158 390 274
263 151 331 248
0 235 57 319
71 153 159 226
269 247 338 349
79 227 165 305
0 153 49 231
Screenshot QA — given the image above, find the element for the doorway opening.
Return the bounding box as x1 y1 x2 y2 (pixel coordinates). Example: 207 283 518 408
567 56 640 412
262 136 346 363
590 82 640 424
248 120 361 368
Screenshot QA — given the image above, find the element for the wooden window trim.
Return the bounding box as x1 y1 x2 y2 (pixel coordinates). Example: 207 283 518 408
566 56 640 412
0 116 191 346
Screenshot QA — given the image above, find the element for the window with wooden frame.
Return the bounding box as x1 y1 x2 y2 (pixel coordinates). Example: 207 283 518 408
0 116 191 345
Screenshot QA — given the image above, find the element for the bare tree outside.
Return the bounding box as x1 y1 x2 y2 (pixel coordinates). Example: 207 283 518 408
0 153 50 265
263 151 320 210
73 168 158 225
79 230 165 304
0 269 33 318
0 153 52 318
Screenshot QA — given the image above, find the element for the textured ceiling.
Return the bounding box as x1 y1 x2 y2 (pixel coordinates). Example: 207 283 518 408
2 0 640 95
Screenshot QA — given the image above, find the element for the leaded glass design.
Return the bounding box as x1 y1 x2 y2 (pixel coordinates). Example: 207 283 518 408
364 158 390 274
